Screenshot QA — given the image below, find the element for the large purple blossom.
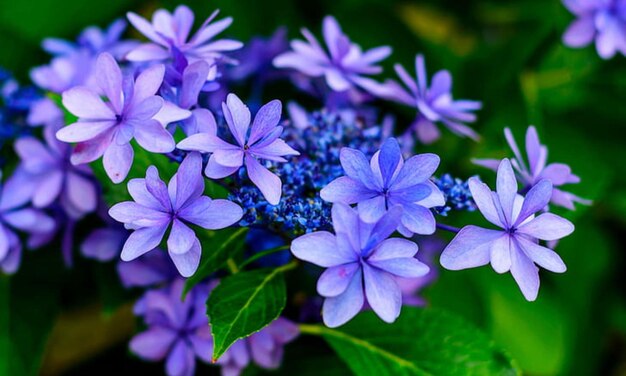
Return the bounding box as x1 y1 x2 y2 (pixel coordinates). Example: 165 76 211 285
562 0 626 59
14 124 98 219
109 153 243 277
291 204 429 327
129 279 213 376
56 52 190 183
473 126 591 210
0 172 55 274
321 138 444 237
440 159 574 301
177 94 299 205
130 279 298 376
126 5 243 72
217 317 299 376
384 54 482 144
273 16 391 98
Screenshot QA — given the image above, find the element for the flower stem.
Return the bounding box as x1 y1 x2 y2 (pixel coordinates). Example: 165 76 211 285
239 245 290 269
436 223 462 233
298 323 324 335
226 258 239 274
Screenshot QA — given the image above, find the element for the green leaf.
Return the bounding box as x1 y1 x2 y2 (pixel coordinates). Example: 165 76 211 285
183 227 249 297
207 262 296 361
299 307 520 376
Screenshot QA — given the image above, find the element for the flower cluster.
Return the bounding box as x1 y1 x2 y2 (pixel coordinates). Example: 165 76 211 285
0 4 593 375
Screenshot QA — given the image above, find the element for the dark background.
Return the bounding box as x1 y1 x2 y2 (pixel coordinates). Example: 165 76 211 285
1 0 625 375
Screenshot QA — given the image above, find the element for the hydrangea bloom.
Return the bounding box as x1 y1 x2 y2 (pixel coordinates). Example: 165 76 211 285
273 16 391 98
384 54 482 144
14 124 98 219
321 138 444 237
116 250 179 288
291 204 429 327
562 0 626 59
217 317 299 375
0 172 55 273
129 279 214 376
230 107 385 236
473 126 591 210
56 52 190 183
440 159 574 301
109 153 243 276
81 223 127 262
177 94 299 205
126 5 243 71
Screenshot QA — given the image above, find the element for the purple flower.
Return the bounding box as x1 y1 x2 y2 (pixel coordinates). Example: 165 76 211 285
126 5 243 71
15 124 98 219
117 250 178 288
31 19 137 94
227 28 289 83
473 126 591 210
109 153 243 277
0 172 55 274
217 317 299 376
440 159 574 301
321 138 444 237
273 16 391 97
562 0 626 59
130 279 298 376
291 204 429 327
396 236 443 306
160 61 218 136
384 54 482 144
129 279 213 376
177 94 300 205
56 52 190 183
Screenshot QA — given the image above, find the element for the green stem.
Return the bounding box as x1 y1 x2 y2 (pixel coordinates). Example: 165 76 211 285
226 258 239 274
239 245 290 269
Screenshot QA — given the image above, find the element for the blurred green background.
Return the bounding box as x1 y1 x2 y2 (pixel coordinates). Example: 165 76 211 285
1 0 625 375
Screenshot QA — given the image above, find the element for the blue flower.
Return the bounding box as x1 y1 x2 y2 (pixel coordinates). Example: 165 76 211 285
321 138 444 236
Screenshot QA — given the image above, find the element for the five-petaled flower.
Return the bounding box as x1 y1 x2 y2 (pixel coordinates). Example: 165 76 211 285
291 203 429 327
383 54 482 144
562 0 626 59
56 52 191 183
440 159 574 301
126 5 243 74
321 138 444 237
273 16 391 97
473 126 591 210
177 93 300 205
109 153 243 277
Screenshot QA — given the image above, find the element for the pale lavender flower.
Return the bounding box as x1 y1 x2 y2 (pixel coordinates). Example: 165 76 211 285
56 52 190 183
562 0 626 59
384 54 482 144
31 19 137 94
177 94 300 205
273 16 391 97
27 98 64 127
130 278 298 376
129 279 213 376
228 28 289 83
291 204 429 327
321 138 444 237
126 5 243 73
0 171 55 274
217 317 299 376
473 126 591 210
109 153 243 277
440 159 574 301
15 124 98 219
